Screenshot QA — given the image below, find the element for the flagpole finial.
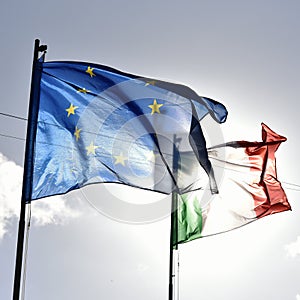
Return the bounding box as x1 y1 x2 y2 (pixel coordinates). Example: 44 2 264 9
38 44 47 53
33 39 47 61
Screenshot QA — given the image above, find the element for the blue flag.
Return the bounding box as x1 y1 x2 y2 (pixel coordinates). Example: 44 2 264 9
31 61 227 200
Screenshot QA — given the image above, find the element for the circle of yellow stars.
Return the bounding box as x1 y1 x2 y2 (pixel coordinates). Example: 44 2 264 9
65 66 165 170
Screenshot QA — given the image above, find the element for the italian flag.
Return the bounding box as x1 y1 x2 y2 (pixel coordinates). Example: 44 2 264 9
176 123 291 244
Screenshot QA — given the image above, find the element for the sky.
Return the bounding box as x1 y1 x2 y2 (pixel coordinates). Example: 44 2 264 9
0 0 300 299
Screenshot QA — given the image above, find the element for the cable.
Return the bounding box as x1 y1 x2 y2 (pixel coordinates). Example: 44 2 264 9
0 133 25 141
282 182 300 192
282 181 300 188
0 112 27 121
283 186 300 192
0 112 27 141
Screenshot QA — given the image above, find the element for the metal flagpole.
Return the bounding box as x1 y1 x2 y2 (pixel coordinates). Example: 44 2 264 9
168 191 178 300
12 39 47 300
168 135 180 300
176 249 180 300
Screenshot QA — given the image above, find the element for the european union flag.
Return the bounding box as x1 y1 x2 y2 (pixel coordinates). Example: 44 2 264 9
31 61 227 200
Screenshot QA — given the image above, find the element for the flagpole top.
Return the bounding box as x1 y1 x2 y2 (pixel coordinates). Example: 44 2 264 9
38 44 47 52
33 39 47 61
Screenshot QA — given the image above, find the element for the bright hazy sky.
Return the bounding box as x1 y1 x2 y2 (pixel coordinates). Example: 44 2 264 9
1 1 300 299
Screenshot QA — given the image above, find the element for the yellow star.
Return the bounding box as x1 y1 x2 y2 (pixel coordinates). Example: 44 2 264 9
148 99 163 115
86 66 96 77
77 87 89 93
66 104 78 117
145 80 156 86
114 152 127 166
74 127 82 141
86 141 99 155
146 150 157 163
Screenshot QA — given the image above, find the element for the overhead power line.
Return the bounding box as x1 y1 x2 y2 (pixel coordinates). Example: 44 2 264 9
282 181 300 188
0 111 27 121
0 133 25 141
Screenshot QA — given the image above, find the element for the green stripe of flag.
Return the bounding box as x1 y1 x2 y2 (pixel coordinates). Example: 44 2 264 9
176 193 203 245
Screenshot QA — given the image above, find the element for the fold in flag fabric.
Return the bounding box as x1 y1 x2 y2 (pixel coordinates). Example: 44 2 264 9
30 61 227 201
176 123 291 245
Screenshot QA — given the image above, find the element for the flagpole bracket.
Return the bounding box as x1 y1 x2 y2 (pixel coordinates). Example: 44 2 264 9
38 44 47 53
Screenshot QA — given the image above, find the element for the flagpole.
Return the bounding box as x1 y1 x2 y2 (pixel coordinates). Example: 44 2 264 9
169 135 180 300
169 191 178 300
12 39 47 300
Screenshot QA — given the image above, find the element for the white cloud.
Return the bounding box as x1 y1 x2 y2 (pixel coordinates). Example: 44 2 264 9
0 153 23 239
0 153 80 240
296 294 300 300
31 195 80 226
285 236 300 258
